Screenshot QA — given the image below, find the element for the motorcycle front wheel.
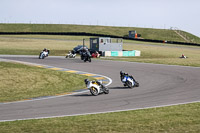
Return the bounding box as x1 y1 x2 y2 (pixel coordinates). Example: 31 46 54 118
88 58 91 62
104 87 109 94
39 53 42 59
90 87 99 96
135 81 139 87
126 81 133 88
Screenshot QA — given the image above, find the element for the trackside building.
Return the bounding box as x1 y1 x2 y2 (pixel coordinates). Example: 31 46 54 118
89 37 140 57
90 37 123 52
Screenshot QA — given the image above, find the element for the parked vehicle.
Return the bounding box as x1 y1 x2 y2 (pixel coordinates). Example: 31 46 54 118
120 71 139 88
73 45 88 53
84 79 109 96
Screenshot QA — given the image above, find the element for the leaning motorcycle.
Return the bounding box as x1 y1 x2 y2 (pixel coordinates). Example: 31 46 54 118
66 51 76 58
81 52 91 62
84 79 109 96
39 49 49 59
120 73 139 88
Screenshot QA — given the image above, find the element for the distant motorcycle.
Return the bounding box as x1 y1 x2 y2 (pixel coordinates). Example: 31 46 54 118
84 79 109 96
66 51 76 58
39 49 50 59
81 51 91 62
120 71 139 88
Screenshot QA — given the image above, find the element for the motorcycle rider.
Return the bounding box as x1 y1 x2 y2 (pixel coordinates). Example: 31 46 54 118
84 48 91 57
71 50 75 55
84 79 106 89
43 48 47 52
81 47 91 61
43 48 49 55
120 71 136 82
39 48 49 59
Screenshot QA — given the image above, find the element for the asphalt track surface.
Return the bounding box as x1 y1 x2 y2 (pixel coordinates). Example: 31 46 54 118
0 55 200 122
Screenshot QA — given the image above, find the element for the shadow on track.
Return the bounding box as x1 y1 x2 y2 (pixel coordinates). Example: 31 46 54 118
109 87 130 90
71 94 91 97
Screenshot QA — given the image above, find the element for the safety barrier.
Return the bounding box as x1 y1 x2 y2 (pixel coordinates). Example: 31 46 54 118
103 50 141 57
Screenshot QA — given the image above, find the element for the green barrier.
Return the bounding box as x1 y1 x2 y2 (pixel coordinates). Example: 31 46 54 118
111 51 119 56
123 51 129 56
110 51 137 56
128 50 135 56
123 51 135 56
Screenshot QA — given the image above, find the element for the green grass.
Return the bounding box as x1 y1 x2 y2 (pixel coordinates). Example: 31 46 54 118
0 35 200 132
110 42 200 67
0 102 200 133
0 62 92 102
0 35 89 55
0 23 200 43
1 35 200 67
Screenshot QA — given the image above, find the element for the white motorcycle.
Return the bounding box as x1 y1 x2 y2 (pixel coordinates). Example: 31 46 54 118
39 49 49 59
66 51 76 58
120 71 139 88
84 79 109 96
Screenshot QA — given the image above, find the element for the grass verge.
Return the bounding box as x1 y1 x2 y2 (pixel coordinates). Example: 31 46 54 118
104 42 200 67
1 23 200 43
0 35 87 56
0 102 200 133
0 62 91 102
1 35 200 67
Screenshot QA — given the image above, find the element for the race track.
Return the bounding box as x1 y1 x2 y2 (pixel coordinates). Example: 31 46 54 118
0 55 200 122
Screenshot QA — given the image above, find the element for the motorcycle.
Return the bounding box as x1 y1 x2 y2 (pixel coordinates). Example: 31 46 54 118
39 49 50 59
120 72 139 88
81 52 91 62
84 79 109 96
66 51 76 58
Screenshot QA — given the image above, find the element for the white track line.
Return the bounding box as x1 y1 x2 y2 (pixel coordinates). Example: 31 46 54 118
1 100 200 122
0 58 112 105
0 56 199 123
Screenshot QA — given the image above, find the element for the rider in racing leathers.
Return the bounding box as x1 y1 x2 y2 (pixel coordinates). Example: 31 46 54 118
120 71 136 82
84 79 106 89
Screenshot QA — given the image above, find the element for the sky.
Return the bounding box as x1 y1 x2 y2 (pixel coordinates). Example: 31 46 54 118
1 0 200 37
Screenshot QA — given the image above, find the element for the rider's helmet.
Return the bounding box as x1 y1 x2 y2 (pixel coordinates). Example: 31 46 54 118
120 71 124 76
84 79 89 84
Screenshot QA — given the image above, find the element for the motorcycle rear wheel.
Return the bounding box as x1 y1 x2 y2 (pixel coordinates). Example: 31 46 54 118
126 81 133 88
90 87 98 96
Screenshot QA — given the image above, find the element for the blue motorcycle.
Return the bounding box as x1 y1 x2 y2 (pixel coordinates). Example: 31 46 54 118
120 71 139 88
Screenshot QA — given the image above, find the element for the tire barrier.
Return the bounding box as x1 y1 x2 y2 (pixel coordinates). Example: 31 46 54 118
0 32 199 46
